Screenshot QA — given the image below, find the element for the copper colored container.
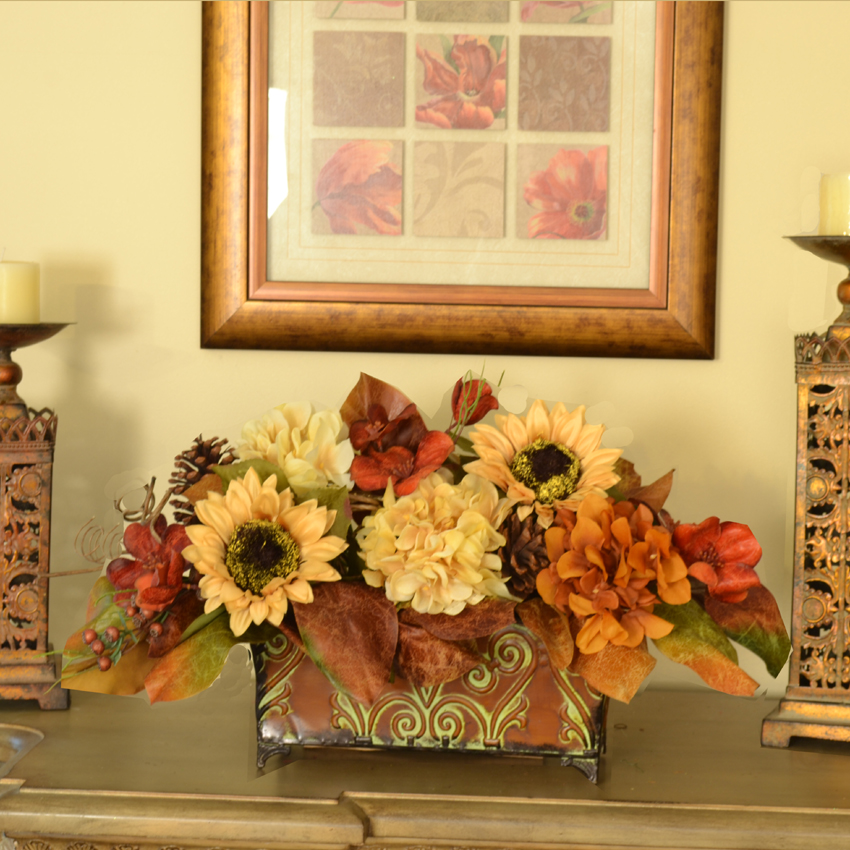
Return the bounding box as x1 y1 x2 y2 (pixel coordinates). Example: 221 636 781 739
255 624 607 782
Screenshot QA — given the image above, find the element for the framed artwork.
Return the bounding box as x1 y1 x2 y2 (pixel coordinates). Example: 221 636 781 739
201 1 722 358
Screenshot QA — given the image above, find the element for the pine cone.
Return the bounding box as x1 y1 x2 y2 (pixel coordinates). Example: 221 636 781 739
169 435 236 524
498 512 550 599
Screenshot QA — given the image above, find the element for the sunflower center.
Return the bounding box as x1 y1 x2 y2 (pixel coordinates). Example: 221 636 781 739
510 438 581 504
225 519 300 596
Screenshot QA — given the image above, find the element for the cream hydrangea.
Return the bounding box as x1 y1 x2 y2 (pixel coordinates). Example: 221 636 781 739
358 471 516 615
236 401 354 496
182 467 347 637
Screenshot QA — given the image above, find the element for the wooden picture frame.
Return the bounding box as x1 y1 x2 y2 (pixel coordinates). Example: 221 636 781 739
202 1 722 358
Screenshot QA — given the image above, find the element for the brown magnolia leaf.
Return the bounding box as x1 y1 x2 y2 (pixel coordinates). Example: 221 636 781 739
631 469 675 513
517 598 574 669
612 458 642 498
340 373 414 427
147 591 205 658
278 612 305 653
400 598 516 641
65 641 160 697
183 473 223 505
396 623 481 686
570 640 656 704
293 582 398 706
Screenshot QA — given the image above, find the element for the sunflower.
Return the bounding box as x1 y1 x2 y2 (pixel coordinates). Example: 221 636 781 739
464 399 621 528
182 467 347 637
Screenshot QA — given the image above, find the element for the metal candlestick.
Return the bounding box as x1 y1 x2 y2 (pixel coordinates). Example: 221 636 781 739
763 237 850 746
0 323 69 709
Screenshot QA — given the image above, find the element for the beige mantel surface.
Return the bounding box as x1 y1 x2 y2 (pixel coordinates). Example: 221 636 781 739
0 685 849 849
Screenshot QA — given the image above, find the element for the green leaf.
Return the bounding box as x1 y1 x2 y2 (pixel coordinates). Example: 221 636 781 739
652 600 759 696
489 35 505 56
175 607 225 645
654 600 737 663
212 459 289 493
300 485 351 539
144 614 239 703
439 35 460 74
455 435 474 454
705 586 791 678
85 576 117 622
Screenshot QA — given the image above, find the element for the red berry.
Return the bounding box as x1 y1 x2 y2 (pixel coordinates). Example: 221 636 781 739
125 606 138 617
103 626 119 643
83 629 97 645
97 656 112 672
149 622 164 638
90 639 105 655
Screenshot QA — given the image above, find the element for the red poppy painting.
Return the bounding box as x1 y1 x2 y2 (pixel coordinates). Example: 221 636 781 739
520 146 608 240
313 140 403 236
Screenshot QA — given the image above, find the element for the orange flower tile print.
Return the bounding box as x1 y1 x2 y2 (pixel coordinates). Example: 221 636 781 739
314 140 402 236
523 146 607 240
415 35 506 130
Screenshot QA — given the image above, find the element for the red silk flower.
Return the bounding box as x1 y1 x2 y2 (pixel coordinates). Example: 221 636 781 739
451 378 499 428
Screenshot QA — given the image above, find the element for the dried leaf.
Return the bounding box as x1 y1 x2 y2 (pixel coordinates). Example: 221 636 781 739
705 585 791 678
182 473 223 505
609 458 642 499
293 582 398 706
64 641 160 696
396 623 480 686
652 600 758 696
631 469 675 513
147 591 206 658
144 614 239 703
340 372 414 427
400 598 516 641
85 576 116 622
517 598 574 669
570 639 655 703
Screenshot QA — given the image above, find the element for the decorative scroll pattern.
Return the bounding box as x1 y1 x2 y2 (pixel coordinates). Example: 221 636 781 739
797 334 850 366
0 410 56 656
794 370 850 691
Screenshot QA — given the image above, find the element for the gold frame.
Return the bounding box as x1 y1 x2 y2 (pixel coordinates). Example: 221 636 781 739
201 1 722 358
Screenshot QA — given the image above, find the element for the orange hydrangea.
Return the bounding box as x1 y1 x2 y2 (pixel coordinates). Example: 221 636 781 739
537 494 691 654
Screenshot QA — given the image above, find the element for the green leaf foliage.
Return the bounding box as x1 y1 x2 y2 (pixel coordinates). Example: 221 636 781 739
705 586 791 678
489 35 505 56
85 576 117 622
213 459 289 493
653 601 759 696
300 485 351 539
144 614 240 703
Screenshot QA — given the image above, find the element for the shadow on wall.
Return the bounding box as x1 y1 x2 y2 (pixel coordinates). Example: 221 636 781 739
39 261 138 645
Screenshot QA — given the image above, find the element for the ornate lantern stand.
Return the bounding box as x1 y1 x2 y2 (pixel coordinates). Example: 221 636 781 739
763 237 850 746
0 324 69 709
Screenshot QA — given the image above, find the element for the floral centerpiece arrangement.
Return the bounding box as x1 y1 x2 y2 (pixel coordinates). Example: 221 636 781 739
62 373 790 718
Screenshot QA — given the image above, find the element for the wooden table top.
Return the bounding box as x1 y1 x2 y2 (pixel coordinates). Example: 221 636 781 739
0 664 848 849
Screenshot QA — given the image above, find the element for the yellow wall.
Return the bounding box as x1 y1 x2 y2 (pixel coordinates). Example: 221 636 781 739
0 1 843 696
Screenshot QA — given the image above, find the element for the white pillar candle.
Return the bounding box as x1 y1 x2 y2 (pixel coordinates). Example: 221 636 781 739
0 261 40 323
819 173 850 235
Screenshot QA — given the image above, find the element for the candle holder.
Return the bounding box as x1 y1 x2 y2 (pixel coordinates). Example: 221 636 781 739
0 323 70 709
763 237 850 746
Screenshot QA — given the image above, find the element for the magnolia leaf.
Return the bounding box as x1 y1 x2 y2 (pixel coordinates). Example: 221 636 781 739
400 599 516 641
631 469 675 513
300 485 351 539
396 623 480 686
212 460 289 493
182 473 223 505
293 582 398 706
607 458 641 501
178 607 225 645
147 591 206 658
705 585 791 678
63 641 159 696
340 372 413 426
455 435 475 454
144 614 239 703
652 600 758 696
570 640 655 703
517 598 574 669
85 576 116 622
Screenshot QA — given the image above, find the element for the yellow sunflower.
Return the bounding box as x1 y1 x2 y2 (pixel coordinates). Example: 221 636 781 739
182 467 347 637
464 399 621 528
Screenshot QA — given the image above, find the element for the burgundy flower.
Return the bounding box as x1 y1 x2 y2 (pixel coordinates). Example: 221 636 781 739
106 515 190 616
451 378 498 427
673 517 763 604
